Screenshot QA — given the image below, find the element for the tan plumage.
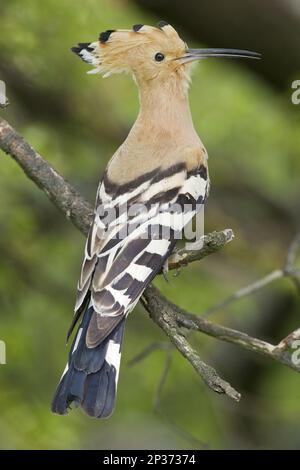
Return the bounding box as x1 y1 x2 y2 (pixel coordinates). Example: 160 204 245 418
52 22 260 418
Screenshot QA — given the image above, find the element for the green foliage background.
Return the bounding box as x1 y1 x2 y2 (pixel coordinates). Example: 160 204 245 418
0 0 299 449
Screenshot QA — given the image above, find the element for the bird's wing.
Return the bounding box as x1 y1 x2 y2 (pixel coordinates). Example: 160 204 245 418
71 162 209 345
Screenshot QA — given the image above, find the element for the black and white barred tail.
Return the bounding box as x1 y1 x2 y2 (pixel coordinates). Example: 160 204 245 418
51 306 125 418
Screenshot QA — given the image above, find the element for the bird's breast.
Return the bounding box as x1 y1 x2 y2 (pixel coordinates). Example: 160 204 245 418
106 132 207 186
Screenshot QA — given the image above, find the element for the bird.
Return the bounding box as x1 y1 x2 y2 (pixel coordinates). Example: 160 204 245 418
51 22 260 418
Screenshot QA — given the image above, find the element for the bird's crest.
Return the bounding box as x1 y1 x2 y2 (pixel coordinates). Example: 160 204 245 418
71 22 186 78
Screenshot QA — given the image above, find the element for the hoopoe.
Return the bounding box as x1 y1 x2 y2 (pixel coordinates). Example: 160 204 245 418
51 22 260 418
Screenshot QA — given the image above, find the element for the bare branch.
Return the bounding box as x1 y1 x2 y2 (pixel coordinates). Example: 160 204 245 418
128 341 171 366
153 349 173 412
283 231 300 293
203 269 283 317
145 286 300 373
203 231 300 317
154 349 208 449
285 231 300 272
167 229 234 271
0 118 93 235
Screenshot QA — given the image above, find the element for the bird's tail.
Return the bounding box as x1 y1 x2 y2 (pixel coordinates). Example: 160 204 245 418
51 306 125 418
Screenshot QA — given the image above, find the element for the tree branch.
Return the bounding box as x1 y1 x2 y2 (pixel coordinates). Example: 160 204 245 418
143 285 300 373
0 118 93 234
203 229 300 317
167 229 234 271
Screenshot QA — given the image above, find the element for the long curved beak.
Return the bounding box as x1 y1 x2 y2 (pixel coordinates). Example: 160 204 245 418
178 48 261 63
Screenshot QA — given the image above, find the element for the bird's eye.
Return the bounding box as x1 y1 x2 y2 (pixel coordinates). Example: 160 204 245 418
154 52 165 62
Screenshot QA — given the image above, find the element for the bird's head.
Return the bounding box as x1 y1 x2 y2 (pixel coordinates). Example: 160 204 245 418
72 22 260 89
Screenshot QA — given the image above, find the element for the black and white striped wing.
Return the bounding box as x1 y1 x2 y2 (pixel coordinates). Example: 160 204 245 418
73 163 208 342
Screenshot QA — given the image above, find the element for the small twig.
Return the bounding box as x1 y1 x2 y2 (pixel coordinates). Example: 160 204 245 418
285 231 300 271
167 229 234 271
276 327 300 352
143 285 300 373
203 230 300 317
203 269 283 317
283 230 300 293
174 303 300 373
130 341 208 448
153 349 173 412
154 350 209 449
128 341 171 366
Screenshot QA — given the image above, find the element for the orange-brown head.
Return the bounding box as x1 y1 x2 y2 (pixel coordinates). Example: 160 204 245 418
72 22 188 83
72 22 260 87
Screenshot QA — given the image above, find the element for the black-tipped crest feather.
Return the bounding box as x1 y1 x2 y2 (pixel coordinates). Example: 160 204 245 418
133 24 144 32
99 29 115 43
